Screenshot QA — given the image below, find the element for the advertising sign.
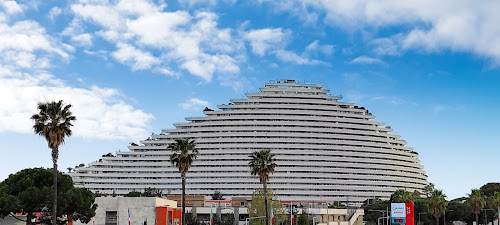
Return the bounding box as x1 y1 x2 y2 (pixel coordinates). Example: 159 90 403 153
406 203 414 225
391 203 406 218
391 203 406 224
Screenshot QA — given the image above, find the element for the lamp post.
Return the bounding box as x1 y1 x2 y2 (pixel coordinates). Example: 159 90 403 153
444 210 453 225
418 213 426 225
481 209 494 225
369 210 388 225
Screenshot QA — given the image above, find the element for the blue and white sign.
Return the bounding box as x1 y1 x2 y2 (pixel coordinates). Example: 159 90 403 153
391 203 406 224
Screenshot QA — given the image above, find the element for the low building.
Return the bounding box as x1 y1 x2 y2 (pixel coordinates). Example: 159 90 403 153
72 197 178 225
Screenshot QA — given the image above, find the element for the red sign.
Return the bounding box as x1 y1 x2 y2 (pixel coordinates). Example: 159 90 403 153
405 203 414 225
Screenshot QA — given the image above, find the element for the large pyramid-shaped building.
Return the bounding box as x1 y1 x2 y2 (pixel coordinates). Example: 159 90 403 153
72 80 428 205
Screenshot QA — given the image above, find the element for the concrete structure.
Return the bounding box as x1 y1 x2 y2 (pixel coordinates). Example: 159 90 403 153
71 80 428 206
72 197 178 225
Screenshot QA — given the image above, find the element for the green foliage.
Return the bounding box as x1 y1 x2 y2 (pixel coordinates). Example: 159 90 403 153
362 199 389 225
0 168 97 224
169 138 199 175
297 213 310 225
479 183 500 196
466 189 486 225
489 192 500 213
249 150 276 184
221 213 234 225
446 200 474 224
125 187 164 197
424 183 435 198
184 211 200 225
426 189 448 225
249 189 285 225
391 189 415 203
212 190 225 200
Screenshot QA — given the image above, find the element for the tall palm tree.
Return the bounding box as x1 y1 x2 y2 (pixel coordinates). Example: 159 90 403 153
466 189 486 225
31 100 75 225
391 189 414 203
249 149 277 225
169 138 198 225
490 192 500 214
426 189 448 225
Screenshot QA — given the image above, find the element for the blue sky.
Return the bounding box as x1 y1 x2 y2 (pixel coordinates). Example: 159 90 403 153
1 0 499 200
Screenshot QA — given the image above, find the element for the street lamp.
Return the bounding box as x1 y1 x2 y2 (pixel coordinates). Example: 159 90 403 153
481 209 494 225
369 210 388 225
444 210 453 225
418 213 426 225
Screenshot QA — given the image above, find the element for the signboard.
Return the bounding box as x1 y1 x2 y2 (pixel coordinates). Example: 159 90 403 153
406 203 414 225
391 203 406 225
391 203 406 218
392 218 406 224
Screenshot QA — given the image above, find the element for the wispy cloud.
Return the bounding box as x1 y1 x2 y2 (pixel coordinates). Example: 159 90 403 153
349 56 386 65
261 0 500 65
180 98 210 111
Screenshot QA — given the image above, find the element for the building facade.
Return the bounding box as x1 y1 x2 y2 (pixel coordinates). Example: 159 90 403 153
71 80 428 206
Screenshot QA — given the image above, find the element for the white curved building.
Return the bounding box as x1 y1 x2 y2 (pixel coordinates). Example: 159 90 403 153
72 80 428 205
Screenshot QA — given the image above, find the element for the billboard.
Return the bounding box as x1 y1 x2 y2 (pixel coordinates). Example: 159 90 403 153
391 203 407 225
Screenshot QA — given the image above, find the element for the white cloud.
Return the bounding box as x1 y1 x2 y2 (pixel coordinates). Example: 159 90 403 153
0 21 70 62
349 56 386 65
243 28 288 56
71 33 92 47
305 40 333 56
70 0 241 82
274 49 326 65
0 0 23 15
180 98 210 111
0 70 154 140
48 6 62 20
112 43 160 71
261 0 500 64
0 11 154 140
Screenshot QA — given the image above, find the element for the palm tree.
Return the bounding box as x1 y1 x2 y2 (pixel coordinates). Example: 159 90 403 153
169 138 198 225
490 192 500 213
31 100 76 225
426 189 448 225
249 149 277 225
466 189 486 225
391 189 414 203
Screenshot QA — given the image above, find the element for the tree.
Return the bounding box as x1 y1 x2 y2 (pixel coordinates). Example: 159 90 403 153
479 183 500 196
221 213 235 225
466 189 486 225
169 138 199 225
0 168 97 225
184 211 200 225
426 189 448 225
424 183 435 198
297 213 310 225
490 192 500 213
249 149 277 225
31 100 76 225
212 190 225 200
391 189 414 203
248 189 285 225
362 199 389 225
446 200 474 224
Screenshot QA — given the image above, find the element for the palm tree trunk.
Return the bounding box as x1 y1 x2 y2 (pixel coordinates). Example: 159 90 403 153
52 162 57 225
182 172 186 225
435 216 439 225
263 182 269 225
475 213 479 225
